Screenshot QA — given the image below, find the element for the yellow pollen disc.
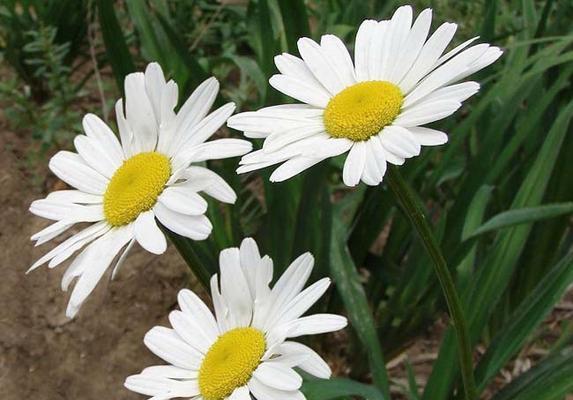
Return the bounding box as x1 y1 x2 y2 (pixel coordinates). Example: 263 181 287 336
103 152 171 226
324 80 403 141
199 327 266 400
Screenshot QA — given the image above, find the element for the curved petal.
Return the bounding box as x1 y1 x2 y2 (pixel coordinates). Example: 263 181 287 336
153 202 212 241
134 210 167 254
49 151 108 194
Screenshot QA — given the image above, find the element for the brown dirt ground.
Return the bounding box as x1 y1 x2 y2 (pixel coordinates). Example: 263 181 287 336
0 128 207 399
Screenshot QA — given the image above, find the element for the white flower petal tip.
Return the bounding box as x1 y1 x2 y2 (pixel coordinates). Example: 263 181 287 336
126 238 344 400
28 63 242 317
233 8 500 186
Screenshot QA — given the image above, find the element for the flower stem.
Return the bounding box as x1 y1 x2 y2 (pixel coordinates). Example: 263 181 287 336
386 167 477 400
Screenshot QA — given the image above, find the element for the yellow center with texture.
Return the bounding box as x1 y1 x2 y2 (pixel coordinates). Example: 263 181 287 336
103 152 171 226
199 327 266 400
324 81 403 141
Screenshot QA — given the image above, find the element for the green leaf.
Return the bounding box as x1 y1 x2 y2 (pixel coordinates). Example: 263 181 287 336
96 0 135 92
475 251 573 390
330 211 390 399
302 377 385 400
467 202 573 239
490 347 573 400
423 101 573 400
276 0 310 51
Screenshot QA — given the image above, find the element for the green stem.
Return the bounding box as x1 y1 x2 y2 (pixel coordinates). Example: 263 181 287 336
386 167 477 400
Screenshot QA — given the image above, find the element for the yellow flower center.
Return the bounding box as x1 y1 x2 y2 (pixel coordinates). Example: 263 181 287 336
103 152 171 226
199 327 266 400
323 81 403 141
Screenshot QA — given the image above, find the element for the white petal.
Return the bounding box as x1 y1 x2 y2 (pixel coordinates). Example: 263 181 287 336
394 100 462 127
403 44 490 107
227 104 323 137
31 220 74 244
110 237 135 279
361 138 387 186
81 113 124 165
174 77 220 143
158 187 208 216
253 362 302 391
142 365 198 379
144 326 203 370
65 226 133 318
248 377 305 400
74 135 119 178
219 247 253 327
399 22 457 93
176 166 237 204
411 81 479 105
368 21 390 80
269 75 330 108
210 274 231 332
177 289 219 340
114 99 135 157
154 202 212 241
381 5 413 81
407 126 448 146
274 53 331 100
124 72 158 152
46 190 103 204
319 35 356 87
187 139 252 163
29 200 103 222
354 20 378 81
49 151 108 194
124 375 199 398
271 278 331 327
134 210 167 254
124 375 173 397
297 37 345 94
169 310 213 354
28 221 110 272
229 385 251 400
263 253 314 332
286 314 348 338
389 8 432 83
278 341 331 379
342 142 366 187
379 126 421 158
269 156 325 183
176 102 236 152
263 123 325 153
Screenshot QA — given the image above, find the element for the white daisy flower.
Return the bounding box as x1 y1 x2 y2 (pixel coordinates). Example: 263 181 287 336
28 62 252 318
125 237 347 400
228 6 502 186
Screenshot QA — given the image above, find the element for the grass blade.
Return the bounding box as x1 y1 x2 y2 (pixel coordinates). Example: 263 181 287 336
302 376 385 400
467 202 573 238
475 251 573 390
96 0 135 92
330 211 391 399
490 347 573 400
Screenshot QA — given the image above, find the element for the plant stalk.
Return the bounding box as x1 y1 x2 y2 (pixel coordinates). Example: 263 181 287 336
386 167 477 400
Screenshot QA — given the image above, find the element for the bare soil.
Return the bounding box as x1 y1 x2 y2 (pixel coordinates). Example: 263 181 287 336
0 128 204 399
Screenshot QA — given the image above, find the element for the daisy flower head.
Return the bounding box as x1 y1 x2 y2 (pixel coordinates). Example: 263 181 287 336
28 62 252 318
125 237 347 400
228 5 502 186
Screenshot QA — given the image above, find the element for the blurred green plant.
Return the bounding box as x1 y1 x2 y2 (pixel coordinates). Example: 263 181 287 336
0 0 90 149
